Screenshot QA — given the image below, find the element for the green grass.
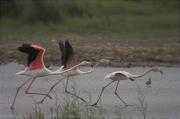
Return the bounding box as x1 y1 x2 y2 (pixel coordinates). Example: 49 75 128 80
0 13 179 46
0 0 179 46
21 84 107 119
0 0 180 66
19 84 152 119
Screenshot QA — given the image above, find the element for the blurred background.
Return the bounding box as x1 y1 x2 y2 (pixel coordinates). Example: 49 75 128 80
0 0 180 66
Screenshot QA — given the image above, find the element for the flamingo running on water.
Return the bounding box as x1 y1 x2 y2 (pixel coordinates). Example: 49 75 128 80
91 68 163 106
39 40 105 103
11 43 92 109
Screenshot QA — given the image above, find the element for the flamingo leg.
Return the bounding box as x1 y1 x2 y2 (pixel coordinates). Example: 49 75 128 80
114 80 128 106
65 76 87 103
91 80 115 106
11 78 32 109
25 78 52 99
38 77 65 103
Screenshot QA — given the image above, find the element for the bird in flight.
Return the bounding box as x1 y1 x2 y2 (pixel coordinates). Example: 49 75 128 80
39 40 103 103
91 67 163 106
11 42 92 109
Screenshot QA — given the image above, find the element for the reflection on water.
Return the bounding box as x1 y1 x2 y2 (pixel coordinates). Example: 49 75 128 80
0 63 180 119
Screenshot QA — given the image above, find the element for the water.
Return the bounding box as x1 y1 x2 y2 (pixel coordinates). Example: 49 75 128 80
0 63 180 119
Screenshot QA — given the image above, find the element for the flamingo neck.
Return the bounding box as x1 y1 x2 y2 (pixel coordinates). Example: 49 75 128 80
51 61 98 75
50 63 81 75
130 69 154 79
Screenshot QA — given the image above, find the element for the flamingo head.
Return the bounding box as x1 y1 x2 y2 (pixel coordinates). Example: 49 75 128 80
104 73 113 79
99 59 111 64
80 60 93 67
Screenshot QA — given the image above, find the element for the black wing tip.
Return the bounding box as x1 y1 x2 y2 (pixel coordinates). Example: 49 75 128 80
59 40 63 45
58 40 65 51
18 44 31 52
65 39 69 42
21 43 31 47
65 40 73 47
65 40 71 45
58 40 70 45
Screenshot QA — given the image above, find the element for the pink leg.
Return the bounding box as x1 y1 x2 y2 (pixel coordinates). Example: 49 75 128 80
25 78 52 99
65 76 87 103
38 77 65 103
114 80 128 106
91 80 115 106
11 78 32 109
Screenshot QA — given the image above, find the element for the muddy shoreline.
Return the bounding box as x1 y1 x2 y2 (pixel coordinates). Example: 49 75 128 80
0 43 180 67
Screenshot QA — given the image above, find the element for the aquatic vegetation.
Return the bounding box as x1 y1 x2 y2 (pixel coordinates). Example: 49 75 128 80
22 83 107 119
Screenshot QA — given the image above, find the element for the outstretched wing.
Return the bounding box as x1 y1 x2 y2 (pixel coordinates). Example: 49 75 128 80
110 72 128 81
114 72 126 77
65 40 76 68
65 40 74 60
114 72 134 81
58 40 76 68
59 41 66 66
18 44 39 66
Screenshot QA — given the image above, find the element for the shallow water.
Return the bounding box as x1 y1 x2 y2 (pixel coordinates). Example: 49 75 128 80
0 63 180 119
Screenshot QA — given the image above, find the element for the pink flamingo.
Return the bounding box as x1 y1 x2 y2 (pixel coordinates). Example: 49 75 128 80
39 40 101 103
11 42 92 109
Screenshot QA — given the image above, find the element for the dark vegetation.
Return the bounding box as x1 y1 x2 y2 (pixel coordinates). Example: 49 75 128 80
0 0 180 66
1 0 179 24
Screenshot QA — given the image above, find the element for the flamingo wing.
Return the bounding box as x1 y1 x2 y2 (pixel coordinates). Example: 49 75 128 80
114 72 135 81
114 72 126 77
58 40 76 68
64 40 76 68
111 72 129 81
59 41 66 66
65 40 74 61
18 44 39 66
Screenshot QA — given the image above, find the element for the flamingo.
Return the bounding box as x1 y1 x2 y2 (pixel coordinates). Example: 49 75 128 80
91 67 163 106
11 43 92 109
39 40 105 103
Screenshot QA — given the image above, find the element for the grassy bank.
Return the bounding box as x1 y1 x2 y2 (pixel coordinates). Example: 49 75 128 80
0 0 180 66
22 95 107 119
16 86 151 119
20 84 108 119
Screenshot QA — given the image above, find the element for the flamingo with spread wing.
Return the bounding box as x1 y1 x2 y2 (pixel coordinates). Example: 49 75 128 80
11 42 92 109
